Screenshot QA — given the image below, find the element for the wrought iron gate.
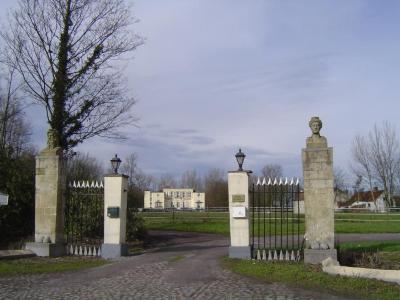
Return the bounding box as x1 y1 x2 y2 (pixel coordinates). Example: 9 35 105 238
65 181 104 256
250 177 304 261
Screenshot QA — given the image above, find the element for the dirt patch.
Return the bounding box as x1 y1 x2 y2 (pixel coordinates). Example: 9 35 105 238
338 250 400 270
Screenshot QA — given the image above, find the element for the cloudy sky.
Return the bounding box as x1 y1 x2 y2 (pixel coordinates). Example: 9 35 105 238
1 1 400 182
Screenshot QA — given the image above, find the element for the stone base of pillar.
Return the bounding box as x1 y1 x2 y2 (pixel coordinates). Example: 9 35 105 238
101 243 129 259
25 242 65 257
229 246 251 259
304 248 337 265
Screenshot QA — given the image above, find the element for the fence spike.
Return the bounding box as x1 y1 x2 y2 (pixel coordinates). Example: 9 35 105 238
86 181 90 188
88 246 93 256
256 249 261 260
267 178 272 185
290 177 294 185
262 249 267 260
295 178 299 185
72 181 76 188
100 181 104 188
91 181 95 188
262 178 266 185
285 250 290 261
279 250 284 260
79 246 83 255
77 181 81 188
273 250 278 260
296 250 301 261
284 177 288 185
273 178 278 185
291 250 295 261
268 250 272 261
279 178 283 185
256 177 261 185
69 245 73 255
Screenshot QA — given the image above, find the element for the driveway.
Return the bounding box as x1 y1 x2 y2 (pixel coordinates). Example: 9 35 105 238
0 231 371 299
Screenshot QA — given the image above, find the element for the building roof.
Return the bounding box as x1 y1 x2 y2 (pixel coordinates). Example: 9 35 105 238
337 189 383 208
350 190 383 202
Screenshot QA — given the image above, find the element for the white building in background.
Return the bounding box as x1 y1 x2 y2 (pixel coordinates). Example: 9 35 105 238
144 188 205 210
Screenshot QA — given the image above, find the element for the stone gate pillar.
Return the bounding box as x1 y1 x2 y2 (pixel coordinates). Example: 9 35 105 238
228 170 251 259
26 130 66 257
102 174 129 259
302 117 337 264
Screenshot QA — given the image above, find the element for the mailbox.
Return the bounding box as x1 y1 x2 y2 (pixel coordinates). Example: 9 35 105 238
107 206 120 218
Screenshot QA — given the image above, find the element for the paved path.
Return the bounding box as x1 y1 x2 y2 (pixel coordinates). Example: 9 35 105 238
0 231 378 300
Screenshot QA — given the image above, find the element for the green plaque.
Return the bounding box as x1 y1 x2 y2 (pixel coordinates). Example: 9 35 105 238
232 194 245 202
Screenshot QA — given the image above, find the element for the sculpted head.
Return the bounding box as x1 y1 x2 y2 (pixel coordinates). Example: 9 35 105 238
47 128 60 149
309 117 322 135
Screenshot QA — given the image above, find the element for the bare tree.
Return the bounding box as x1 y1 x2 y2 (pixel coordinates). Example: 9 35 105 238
157 173 177 191
1 0 143 151
350 122 400 207
66 152 103 182
204 168 228 207
180 169 203 191
333 167 349 205
121 153 138 186
351 135 377 207
369 123 400 207
260 163 283 179
0 66 30 157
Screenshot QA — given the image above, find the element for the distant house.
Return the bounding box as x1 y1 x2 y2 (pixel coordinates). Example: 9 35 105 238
144 188 205 210
339 188 387 212
293 190 304 214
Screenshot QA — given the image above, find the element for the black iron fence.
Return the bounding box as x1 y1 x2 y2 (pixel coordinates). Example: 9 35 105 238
65 181 104 256
250 178 303 261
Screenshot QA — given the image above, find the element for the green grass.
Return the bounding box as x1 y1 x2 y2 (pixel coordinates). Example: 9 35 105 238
0 256 108 277
222 258 400 300
141 211 400 234
338 240 400 252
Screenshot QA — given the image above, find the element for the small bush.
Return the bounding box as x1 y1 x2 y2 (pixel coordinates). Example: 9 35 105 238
126 208 147 241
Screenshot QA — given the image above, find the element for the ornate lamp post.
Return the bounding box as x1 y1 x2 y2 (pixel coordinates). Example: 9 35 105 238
235 149 245 171
110 154 122 174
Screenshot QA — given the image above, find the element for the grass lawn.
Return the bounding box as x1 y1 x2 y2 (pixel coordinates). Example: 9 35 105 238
141 211 400 235
0 256 108 277
338 240 400 252
222 258 400 300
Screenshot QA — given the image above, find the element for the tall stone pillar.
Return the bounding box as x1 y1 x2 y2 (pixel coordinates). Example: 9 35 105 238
228 171 251 259
302 117 337 264
102 174 129 259
26 138 66 257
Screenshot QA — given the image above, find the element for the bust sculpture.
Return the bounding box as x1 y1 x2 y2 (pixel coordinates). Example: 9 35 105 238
306 116 327 148
47 128 60 149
